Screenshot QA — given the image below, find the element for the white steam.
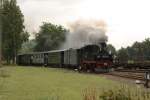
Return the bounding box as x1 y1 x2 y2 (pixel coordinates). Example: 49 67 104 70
61 19 108 49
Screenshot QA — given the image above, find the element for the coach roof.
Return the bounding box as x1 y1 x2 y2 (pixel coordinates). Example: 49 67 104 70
17 49 77 56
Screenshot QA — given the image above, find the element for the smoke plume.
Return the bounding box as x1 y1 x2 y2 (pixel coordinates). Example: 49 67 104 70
61 19 108 49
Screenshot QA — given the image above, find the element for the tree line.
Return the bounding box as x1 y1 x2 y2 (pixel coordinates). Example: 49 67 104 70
19 22 67 53
1 0 150 64
107 38 150 62
116 38 150 62
1 0 67 64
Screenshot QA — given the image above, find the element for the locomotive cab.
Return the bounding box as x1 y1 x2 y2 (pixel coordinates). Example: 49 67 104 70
81 45 100 61
79 44 100 71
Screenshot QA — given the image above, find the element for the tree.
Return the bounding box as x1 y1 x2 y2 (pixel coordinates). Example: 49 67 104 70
2 0 29 63
19 39 36 53
0 0 3 66
117 47 129 62
107 44 116 55
126 46 135 60
132 41 145 61
34 22 67 51
142 38 150 60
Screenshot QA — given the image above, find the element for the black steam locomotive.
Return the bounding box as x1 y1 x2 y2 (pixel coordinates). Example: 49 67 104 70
17 42 113 72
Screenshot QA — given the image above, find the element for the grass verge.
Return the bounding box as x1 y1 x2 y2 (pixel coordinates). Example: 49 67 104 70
0 66 149 100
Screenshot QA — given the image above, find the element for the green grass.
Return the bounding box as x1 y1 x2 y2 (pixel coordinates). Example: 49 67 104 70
0 66 146 100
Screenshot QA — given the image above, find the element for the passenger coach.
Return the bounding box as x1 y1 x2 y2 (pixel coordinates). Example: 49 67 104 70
17 43 113 72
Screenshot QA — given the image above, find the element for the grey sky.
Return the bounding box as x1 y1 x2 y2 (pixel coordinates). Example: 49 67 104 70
18 0 84 31
17 0 150 49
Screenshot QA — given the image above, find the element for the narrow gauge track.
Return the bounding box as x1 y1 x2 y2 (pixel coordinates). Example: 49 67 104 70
115 69 150 73
105 70 146 81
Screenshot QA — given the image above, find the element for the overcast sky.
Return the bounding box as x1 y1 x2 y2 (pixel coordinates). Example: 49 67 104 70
17 0 150 49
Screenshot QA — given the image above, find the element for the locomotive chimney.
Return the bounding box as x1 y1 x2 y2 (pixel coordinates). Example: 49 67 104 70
100 42 106 51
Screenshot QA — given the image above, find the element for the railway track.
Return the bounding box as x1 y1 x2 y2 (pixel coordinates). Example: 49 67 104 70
115 69 150 73
106 70 146 81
